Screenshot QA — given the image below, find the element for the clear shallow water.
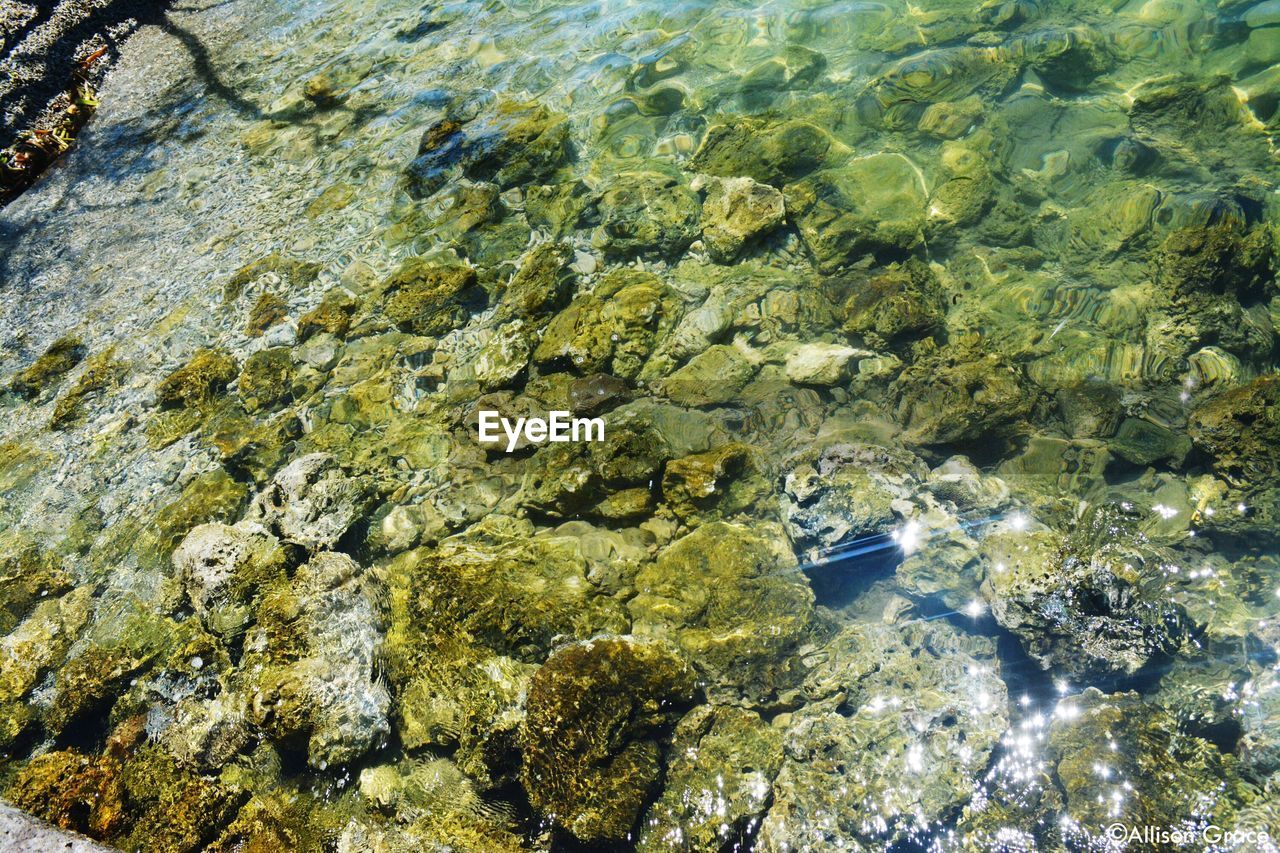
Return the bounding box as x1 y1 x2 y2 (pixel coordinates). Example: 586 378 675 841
1 0 1280 849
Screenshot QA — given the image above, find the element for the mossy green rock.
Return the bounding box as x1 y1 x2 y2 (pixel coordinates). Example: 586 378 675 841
980 508 1185 680
237 347 297 413
661 442 771 524
591 172 700 260
134 468 249 571
1048 689 1244 834
222 252 321 303
521 636 698 842
9 335 86 398
519 414 670 517
785 154 927 272
835 258 944 347
637 705 783 852
171 521 289 636
495 241 574 321
892 336 1034 446
532 269 666 377
386 515 630 668
758 620 1007 849
156 348 238 409
297 289 358 341
630 521 813 705
0 535 73 634
49 348 128 429
375 258 482 335
696 175 786 263
659 344 757 406
689 116 846 186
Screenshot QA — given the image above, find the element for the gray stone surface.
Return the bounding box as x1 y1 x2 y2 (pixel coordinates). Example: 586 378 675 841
0 801 116 851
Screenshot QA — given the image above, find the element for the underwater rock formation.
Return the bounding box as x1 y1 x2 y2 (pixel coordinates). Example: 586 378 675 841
521 636 698 843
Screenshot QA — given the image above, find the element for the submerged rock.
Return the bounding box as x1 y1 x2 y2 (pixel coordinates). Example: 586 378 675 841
785 154 927 272
891 336 1035 446
171 521 289 637
694 175 785 263
781 440 925 557
630 521 813 706
369 258 484 336
689 116 847 187
155 348 238 410
834 259 944 348
244 551 390 768
521 636 698 842
532 268 668 377
637 705 783 851
591 172 701 260
758 620 1007 849
8 335 86 399
1187 375 1280 541
1048 689 1244 837
248 453 373 553
406 100 572 197
980 506 1186 680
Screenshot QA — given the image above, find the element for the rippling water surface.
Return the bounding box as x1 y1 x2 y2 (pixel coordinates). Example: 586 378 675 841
1 0 1280 849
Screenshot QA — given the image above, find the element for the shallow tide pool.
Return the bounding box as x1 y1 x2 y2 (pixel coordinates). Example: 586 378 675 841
2 0 1280 849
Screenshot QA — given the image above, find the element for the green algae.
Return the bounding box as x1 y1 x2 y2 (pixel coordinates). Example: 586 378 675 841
2 0 1280 848
48 347 127 430
7 335 86 399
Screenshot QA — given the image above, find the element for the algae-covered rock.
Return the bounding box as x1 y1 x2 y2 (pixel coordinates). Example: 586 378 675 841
406 100 571 196
526 179 594 237
117 745 246 852
156 348 238 410
495 241 574 321
518 413 670 517
781 440 926 556
297 289 358 341
758 620 1007 849
222 252 321 303
134 468 249 571
659 343 757 406
5 750 127 839
1187 375 1280 542
387 516 630 667
689 116 846 186
171 521 289 636
243 551 390 768
237 347 297 413
835 259 944 347
532 268 667 377
785 154 927 271
661 442 771 524
591 172 700 260
49 347 128 429
980 507 1186 680
521 636 698 842
0 587 94 745
374 258 483 336
0 535 73 635
244 291 288 337
630 521 813 705
8 335 86 398
695 174 785 263
1048 689 1244 836
891 336 1035 446
1147 222 1276 363
637 704 783 852
247 453 373 552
